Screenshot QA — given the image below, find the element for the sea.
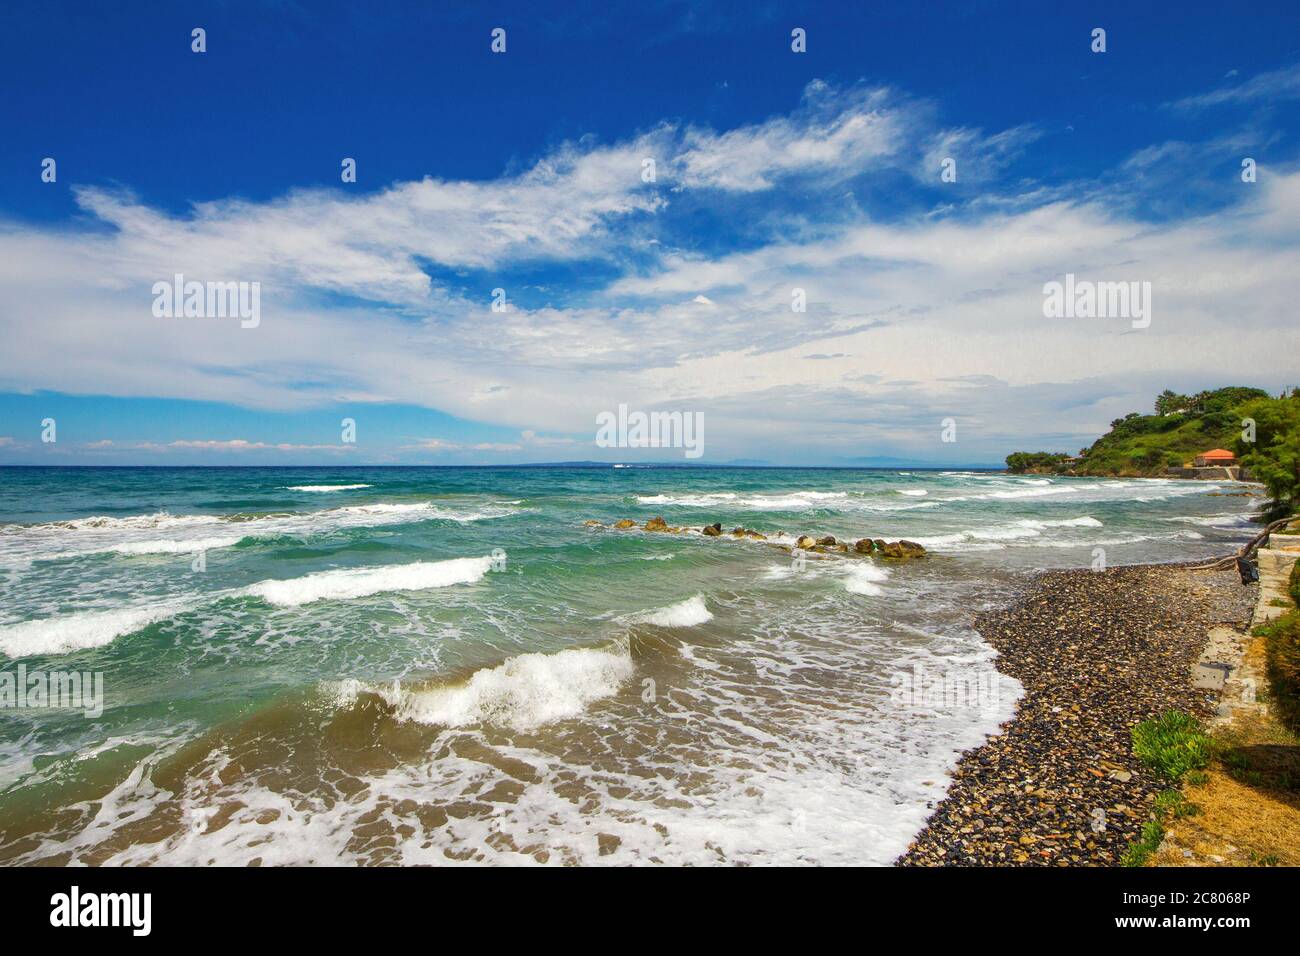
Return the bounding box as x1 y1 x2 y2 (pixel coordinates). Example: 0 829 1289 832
0 466 1261 865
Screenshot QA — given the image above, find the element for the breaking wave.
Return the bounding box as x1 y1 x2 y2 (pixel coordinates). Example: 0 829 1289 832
247 556 495 607
618 594 714 628
340 639 634 732
0 603 184 658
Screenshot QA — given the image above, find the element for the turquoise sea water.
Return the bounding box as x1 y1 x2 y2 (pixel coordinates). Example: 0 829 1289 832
0 466 1260 865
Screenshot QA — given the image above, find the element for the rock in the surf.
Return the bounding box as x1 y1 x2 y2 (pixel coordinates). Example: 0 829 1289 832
880 540 927 560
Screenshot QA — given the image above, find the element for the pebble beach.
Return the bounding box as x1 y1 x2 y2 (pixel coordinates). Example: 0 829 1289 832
898 561 1257 866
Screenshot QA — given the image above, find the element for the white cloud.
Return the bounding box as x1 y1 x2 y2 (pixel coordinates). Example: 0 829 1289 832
1171 62 1300 111
2 79 1298 463
678 83 902 191
920 124 1040 183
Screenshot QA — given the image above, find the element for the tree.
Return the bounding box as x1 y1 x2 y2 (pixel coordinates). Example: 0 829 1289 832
1154 389 1191 416
1236 393 1300 511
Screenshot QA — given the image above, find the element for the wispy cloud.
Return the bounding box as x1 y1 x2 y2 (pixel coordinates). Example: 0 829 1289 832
1169 62 1300 111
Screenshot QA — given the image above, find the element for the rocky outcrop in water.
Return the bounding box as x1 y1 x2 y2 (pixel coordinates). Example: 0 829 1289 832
584 519 927 560
879 540 927 560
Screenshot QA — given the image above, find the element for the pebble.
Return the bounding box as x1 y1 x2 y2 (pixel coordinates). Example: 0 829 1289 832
897 562 1255 866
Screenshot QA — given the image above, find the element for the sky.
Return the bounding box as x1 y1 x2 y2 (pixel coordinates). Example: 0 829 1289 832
1 0 1299 466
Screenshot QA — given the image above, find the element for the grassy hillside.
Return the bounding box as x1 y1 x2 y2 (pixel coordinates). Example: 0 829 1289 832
1007 387 1272 477
1008 385 1299 514
1074 387 1270 476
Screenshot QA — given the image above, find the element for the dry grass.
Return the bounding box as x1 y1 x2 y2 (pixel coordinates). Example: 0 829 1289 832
1152 768 1300 866
1151 637 1300 867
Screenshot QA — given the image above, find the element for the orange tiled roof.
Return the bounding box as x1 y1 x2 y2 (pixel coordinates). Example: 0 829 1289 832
1198 449 1236 460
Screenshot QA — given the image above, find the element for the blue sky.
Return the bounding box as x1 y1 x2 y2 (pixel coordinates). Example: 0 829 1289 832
2 0 1299 465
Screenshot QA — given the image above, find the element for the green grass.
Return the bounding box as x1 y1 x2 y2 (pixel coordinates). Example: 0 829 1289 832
1255 609 1300 735
1132 711 1213 781
1152 789 1199 819
1005 387 1274 477
1121 818 1165 867
1122 789 1199 866
1075 387 1269 476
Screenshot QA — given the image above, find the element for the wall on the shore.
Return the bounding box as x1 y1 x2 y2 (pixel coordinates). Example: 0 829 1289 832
1165 465 1246 480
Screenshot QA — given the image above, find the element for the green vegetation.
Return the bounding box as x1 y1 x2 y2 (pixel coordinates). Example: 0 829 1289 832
1257 606 1300 736
1005 387 1300 513
1121 790 1199 867
1121 818 1165 867
1125 716 1212 866
1236 391 1300 514
1132 710 1213 781
1004 451 1071 474
1074 386 1269 477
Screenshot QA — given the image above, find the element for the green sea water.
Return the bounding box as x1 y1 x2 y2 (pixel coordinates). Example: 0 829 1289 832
0 466 1260 865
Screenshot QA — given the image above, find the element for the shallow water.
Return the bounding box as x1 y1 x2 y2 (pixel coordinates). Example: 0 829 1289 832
0 466 1260 864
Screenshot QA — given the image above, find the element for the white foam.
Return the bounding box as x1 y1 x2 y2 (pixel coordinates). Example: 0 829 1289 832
619 595 713 628
980 485 1082 500
371 640 634 732
635 491 847 510
844 562 891 596
107 535 248 555
29 512 221 532
286 484 372 492
247 556 494 607
912 516 1104 551
899 489 929 497
1161 513 1253 528
3 500 517 567
0 604 181 658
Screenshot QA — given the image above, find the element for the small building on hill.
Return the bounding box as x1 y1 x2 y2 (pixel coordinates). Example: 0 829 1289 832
1166 448 1249 480
1194 449 1236 467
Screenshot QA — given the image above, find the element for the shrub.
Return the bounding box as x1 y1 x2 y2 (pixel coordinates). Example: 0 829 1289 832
1260 610 1300 735
1290 559 1300 607
1121 790 1201 866
1005 451 1070 473
1132 711 1212 780
1121 818 1164 867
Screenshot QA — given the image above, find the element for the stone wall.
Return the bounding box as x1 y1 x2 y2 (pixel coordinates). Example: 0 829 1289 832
1165 465 1244 480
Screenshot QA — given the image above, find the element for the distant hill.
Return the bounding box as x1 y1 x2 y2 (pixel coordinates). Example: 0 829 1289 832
1007 386 1272 477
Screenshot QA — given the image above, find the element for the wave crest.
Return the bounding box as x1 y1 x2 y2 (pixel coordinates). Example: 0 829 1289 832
247 556 494 607
343 640 634 732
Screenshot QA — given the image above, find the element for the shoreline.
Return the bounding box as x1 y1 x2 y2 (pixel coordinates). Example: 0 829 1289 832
897 558 1257 866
